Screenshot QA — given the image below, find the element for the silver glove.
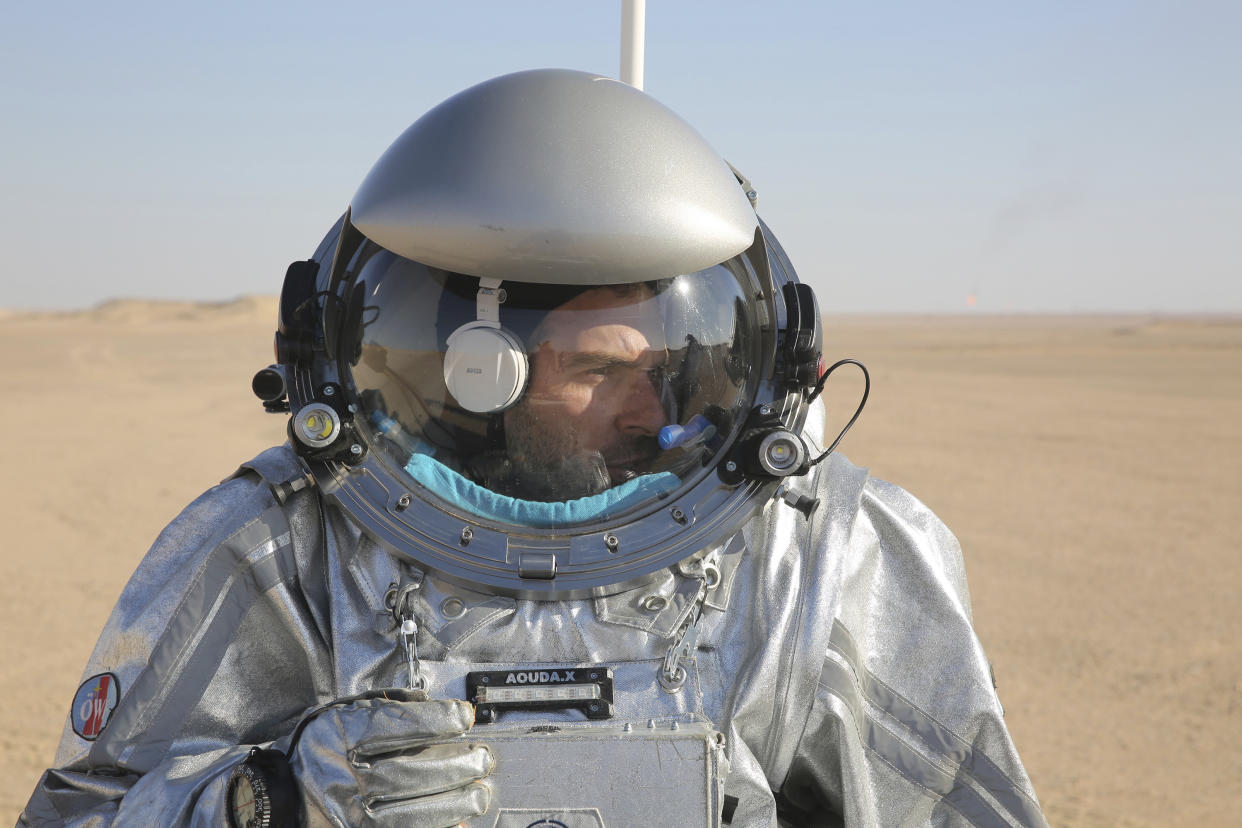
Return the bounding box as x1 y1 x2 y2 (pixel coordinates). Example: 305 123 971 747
289 688 493 827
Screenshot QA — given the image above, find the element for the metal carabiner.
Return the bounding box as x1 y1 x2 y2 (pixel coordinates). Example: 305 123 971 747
659 575 708 693
385 581 428 692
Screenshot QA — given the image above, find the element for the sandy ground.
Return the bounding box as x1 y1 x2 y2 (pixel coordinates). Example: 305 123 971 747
1 300 1239 825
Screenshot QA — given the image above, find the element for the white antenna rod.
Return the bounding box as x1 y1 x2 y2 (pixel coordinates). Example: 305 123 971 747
621 0 646 90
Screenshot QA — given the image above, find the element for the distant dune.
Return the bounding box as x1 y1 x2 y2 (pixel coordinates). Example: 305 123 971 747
3 295 278 326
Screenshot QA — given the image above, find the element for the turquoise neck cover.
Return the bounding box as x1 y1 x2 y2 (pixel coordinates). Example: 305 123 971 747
404 452 680 528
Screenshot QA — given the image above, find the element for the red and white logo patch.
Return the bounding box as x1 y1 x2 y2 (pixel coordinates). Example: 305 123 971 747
71 673 120 741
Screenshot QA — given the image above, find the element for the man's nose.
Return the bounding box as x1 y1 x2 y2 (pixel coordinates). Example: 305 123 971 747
616 370 668 436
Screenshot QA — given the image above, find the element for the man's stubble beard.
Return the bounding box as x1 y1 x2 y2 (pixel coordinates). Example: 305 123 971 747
493 401 659 502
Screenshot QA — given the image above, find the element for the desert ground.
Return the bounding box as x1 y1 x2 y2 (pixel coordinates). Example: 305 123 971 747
1 299 1238 825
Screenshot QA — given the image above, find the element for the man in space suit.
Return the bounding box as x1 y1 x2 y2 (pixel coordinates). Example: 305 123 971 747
22 69 1045 827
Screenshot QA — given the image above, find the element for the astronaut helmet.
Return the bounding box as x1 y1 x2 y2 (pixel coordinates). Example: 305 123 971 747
260 69 825 600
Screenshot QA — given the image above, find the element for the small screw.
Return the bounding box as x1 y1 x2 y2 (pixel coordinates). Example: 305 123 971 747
623 722 633 732
395 494 412 511
604 533 619 551
760 405 773 416
588 671 598 680
460 527 474 546
588 702 600 713
481 676 489 684
671 507 686 524
349 443 362 456
496 288 508 303
323 385 335 396
347 403 357 414
725 461 738 473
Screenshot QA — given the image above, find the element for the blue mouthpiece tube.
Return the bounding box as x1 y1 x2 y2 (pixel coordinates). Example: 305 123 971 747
659 414 716 450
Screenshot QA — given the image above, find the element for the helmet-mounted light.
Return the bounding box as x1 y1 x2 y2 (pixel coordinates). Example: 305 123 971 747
294 403 341 449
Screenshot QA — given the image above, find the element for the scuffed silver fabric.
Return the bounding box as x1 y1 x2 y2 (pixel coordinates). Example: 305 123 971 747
20 433 1044 826
290 690 491 827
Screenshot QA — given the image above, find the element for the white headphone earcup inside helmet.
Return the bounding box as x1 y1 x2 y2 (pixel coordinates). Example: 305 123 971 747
443 322 529 413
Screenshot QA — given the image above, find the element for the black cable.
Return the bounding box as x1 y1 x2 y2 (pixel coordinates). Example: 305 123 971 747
806 358 870 467
284 687 425 759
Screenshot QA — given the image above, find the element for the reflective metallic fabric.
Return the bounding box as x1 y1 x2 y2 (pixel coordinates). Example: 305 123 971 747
289 691 492 826
21 436 1044 826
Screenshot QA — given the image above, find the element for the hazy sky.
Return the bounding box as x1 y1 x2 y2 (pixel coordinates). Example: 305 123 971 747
3 1 1238 312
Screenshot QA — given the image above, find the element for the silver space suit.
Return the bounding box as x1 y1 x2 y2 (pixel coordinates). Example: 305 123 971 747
21 70 1044 827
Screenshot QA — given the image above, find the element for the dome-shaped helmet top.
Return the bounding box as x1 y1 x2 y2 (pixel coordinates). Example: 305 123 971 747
350 68 758 284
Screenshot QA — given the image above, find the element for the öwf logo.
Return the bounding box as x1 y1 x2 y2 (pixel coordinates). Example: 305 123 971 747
71 673 120 741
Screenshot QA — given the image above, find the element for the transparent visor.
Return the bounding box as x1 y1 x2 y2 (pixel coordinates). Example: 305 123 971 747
345 244 760 529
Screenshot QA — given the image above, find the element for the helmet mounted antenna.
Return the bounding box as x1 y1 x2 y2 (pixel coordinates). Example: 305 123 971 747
620 0 645 90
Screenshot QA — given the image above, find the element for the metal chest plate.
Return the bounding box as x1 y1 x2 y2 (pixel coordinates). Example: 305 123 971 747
458 720 728 828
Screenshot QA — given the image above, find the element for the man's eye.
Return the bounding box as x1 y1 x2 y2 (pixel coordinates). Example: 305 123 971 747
575 366 614 384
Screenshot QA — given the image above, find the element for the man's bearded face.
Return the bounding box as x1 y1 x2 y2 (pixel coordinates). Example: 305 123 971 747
502 285 669 501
